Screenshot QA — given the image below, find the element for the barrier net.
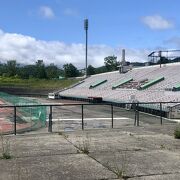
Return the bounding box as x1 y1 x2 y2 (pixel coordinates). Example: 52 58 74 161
0 92 46 132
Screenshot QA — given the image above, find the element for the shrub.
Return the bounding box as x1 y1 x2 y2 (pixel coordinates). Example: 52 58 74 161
174 125 180 139
0 134 12 159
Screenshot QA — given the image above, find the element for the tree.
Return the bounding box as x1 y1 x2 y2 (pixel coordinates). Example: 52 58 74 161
46 63 61 79
63 63 79 77
95 66 108 74
87 65 95 75
172 57 180 62
104 55 119 71
0 63 7 76
35 60 47 79
17 65 36 79
6 60 17 76
157 57 169 64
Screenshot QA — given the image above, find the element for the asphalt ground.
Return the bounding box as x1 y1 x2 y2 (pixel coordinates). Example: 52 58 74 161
42 99 176 134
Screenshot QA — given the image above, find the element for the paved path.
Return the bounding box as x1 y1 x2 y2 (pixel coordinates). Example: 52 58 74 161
0 122 179 180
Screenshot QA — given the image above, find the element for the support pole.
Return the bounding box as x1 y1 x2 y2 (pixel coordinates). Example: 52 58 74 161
14 106 17 135
137 103 140 126
134 103 137 126
134 107 136 126
48 105 52 132
160 103 162 125
81 105 84 130
84 19 88 78
111 104 114 128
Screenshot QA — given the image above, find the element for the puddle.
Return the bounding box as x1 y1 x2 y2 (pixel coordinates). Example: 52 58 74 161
64 127 74 132
93 124 106 128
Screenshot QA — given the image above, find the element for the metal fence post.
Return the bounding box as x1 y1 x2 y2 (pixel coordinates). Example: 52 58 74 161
81 104 84 130
160 103 162 125
111 104 114 128
48 105 52 132
134 103 137 126
137 103 140 126
134 103 136 126
14 106 17 135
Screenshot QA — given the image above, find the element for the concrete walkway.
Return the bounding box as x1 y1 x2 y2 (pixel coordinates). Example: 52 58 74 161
0 123 180 180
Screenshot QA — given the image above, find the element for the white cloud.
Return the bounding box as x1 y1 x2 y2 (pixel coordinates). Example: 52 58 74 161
39 6 55 19
0 29 148 68
63 8 78 17
142 15 174 30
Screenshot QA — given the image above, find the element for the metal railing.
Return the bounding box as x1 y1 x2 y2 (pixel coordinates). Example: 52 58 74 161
0 101 179 135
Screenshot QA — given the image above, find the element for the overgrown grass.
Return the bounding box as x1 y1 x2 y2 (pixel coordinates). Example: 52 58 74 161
0 133 12 159
76 134 91 154
174 125 180 139
78 139 90 154
106 151 129 179
0 76 80 90
58 132 69 139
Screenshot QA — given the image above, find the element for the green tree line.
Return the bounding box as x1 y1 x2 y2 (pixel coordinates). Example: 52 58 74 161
0 60 80 79
0 55 121 79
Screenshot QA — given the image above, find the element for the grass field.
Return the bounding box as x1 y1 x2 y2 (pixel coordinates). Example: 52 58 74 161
0 76 80 90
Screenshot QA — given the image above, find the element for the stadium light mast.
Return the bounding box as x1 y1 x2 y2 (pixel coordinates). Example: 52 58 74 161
84 18 88 77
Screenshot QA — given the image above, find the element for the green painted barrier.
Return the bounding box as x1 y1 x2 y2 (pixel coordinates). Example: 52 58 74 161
89 79 107 89
172 84 180 91
0 92 46 126
112 78 133 89
139 77 164 90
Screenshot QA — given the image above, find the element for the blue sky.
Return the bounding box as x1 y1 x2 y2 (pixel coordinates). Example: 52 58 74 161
0 0 179 67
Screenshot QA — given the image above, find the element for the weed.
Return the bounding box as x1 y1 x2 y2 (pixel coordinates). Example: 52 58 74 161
0 133 12 159
77 134 91 154
58 132 63 135
160 144 165 149
58 132 69 139
174 125 180 139
63 134 69 139
106 161 127 179
105 150 133 179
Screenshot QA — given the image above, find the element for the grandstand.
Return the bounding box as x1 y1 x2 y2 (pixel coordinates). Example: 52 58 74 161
54 62 180 119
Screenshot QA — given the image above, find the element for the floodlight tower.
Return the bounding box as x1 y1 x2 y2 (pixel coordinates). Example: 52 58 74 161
84 19 88 77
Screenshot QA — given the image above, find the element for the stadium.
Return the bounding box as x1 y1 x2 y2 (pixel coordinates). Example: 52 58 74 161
49 49 180 120
0 50 180 179
1 49 180 134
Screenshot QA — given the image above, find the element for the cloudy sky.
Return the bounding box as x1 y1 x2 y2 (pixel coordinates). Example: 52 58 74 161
0 0 179 68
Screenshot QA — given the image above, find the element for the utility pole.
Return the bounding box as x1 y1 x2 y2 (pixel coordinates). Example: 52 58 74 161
84 19 88 77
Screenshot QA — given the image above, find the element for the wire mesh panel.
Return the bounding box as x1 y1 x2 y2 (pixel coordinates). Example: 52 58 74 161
15 106 47 133
0 92 46 134
0 107 14 134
